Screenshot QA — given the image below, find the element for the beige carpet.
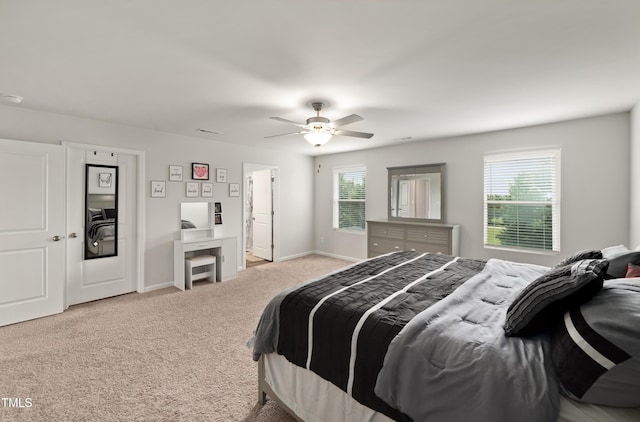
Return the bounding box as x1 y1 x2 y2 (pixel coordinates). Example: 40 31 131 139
0 254 350 422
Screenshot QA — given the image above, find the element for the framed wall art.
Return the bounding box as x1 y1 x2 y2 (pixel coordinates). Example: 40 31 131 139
229 183 240 197
169 165 183 181
150 180 166 198
98 172 113 188
87 165 117 195
186 182 199 197
201 182 213 197
216 168 228 183
192 163 209 180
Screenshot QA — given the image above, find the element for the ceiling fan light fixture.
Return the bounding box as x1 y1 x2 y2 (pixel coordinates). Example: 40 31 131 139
304 131 332 147
267 101 373 144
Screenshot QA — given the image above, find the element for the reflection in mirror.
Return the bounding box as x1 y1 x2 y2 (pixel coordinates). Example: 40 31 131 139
180 202 211 229
388 164 445 223
85 164 118 259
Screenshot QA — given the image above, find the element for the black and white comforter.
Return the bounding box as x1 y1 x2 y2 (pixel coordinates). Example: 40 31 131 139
252 251 560 421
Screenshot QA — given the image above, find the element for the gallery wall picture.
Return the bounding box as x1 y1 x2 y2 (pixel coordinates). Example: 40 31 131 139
186 182 199 197
214 202 222 213
87 165 117 195
216 168 227 183
98 172 113 188
201 182 213 197
215 214 222 225
151 180 166 198
192 163 209 180
229 183 240 197
169 165 183 181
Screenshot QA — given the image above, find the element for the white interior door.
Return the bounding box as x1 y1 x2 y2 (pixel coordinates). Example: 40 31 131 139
398 180 411 217
0 139 65 326
66 147 137 306
252 169 273 261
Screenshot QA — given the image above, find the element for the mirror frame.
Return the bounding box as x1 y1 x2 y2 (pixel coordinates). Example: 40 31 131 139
85 164 119 260
388 163 446 223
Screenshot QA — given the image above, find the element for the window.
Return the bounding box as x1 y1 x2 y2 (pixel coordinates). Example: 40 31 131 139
484 149 560 253
333 166 366 232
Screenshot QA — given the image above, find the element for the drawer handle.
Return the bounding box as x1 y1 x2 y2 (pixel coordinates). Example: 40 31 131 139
394 246 400 249
373 242 379 246
410 248 416 251
424 234 428 238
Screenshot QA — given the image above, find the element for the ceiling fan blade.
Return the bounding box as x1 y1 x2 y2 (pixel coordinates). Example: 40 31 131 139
333 129 374 139
330 114 363 128
264 131 306 139
269 116 307 128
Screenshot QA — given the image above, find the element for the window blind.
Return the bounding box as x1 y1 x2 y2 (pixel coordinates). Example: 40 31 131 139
484 149 560 253
333 166 366 231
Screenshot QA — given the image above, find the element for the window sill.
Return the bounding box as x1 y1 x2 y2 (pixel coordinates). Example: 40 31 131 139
484 244 559 256
333 228 366 235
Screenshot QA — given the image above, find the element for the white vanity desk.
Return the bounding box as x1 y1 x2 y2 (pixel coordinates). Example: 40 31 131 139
173 228 237 291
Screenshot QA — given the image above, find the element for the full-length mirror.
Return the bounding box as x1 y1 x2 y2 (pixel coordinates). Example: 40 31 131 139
388 163 445 223
181 202 211 229
85 164 118 259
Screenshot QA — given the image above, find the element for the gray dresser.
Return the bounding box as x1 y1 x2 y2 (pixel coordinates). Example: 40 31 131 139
367 219 460 258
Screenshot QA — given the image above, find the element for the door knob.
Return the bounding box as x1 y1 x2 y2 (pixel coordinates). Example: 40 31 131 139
69 232 78 238
52 235 64 241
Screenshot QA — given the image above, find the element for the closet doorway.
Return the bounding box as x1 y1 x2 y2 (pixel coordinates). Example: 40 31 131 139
243 163 279 269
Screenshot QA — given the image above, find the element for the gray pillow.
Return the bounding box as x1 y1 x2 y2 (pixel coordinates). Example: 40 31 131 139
88 207 104 221
504 259 607 337
551 279 640 406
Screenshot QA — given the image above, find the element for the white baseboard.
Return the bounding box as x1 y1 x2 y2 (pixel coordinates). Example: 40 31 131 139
311 250 361 262
279 250 361 263
279 251 314 261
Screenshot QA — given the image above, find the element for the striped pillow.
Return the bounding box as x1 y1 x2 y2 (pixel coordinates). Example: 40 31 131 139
551 279 640 406
504 259 607 337
553 249 602 269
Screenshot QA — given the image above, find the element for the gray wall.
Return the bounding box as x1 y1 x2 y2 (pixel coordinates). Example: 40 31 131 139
0 104 315 289
314 112 631 267
630 103 640 248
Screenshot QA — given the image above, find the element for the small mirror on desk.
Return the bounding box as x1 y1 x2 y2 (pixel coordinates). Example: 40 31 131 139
180 202 214 241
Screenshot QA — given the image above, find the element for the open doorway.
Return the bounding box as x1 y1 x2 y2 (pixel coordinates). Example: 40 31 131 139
243 163 279 269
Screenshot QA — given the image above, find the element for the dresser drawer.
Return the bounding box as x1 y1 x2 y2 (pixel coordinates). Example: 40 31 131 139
368 237 404 254
405 227 448 245
183 239 222 252
368 223 404 240
405 241 449 255
367 220 460 259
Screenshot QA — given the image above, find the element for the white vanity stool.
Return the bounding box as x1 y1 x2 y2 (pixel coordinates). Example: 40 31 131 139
185 255 216 289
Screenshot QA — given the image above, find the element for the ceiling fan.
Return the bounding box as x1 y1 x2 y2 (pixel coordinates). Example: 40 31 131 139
266 102 374 147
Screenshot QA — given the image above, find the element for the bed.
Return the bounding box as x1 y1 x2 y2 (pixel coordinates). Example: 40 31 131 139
252 249 640 422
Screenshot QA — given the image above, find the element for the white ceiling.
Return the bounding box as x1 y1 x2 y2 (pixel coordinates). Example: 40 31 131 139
1 0 639 156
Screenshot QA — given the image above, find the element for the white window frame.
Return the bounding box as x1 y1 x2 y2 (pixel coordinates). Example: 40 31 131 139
483 148 561 254
333 165 366 233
